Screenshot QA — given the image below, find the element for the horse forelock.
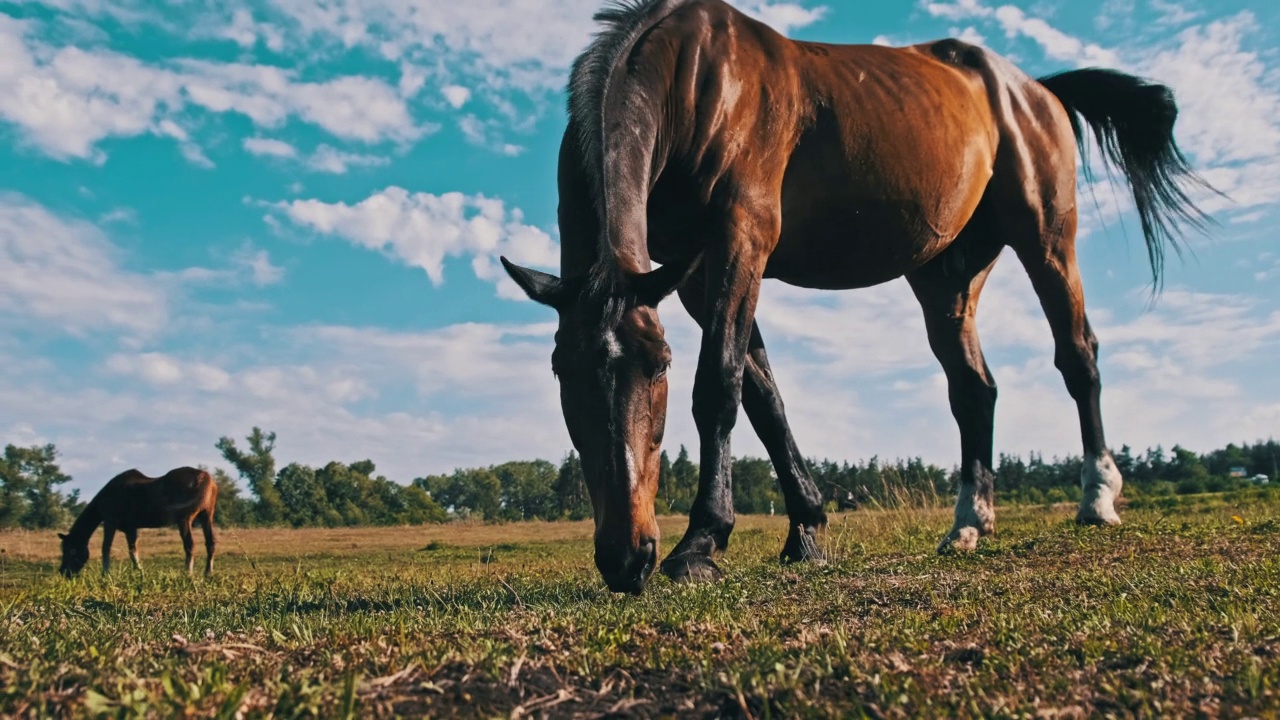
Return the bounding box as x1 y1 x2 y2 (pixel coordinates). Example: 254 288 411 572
575 268 629 350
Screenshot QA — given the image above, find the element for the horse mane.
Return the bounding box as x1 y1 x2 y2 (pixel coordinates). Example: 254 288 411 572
568 0 691 309
568 0 683 208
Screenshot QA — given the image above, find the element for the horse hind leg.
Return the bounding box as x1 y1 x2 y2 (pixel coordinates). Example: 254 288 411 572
1013 224 1122 526
199 510 216 576
907 234 1005 552
178 520 195 574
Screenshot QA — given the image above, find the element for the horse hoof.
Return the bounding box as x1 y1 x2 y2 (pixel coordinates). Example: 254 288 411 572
780 526 825 565
660 554 724 584
937 526 982 554
1076 510 1122 527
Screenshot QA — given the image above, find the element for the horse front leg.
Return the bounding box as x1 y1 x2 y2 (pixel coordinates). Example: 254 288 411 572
661 206 775 583
101 524 116 575
677 276 827 565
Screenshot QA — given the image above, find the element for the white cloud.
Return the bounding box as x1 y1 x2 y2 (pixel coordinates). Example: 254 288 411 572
98 207 137 225
306 144 391 174
269 187 558 295
2 321 569 488
0 194 167 336
992 5 1120 65
1150 0 1201 27
0 16 423 163
178 60 425 144
442 85 471 109
243 136 299 159
1134 12 1280 220
458 114 525 156
232 244 286 287
731 1 828 34
242 137 389 174
922 0 993 21
952 26 987 46
214 8 285 52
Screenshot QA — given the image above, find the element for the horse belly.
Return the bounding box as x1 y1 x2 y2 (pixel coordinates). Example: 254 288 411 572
767 105 994 287
765 203 952 289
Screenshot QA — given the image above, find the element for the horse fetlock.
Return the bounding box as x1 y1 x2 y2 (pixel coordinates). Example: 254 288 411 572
780 523 825 565
660 553 724 584
1078 452 1123 526
937 525 986 553
954 491 996 536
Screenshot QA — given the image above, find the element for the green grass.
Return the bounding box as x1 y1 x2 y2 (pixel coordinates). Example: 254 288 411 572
2 492 1279 718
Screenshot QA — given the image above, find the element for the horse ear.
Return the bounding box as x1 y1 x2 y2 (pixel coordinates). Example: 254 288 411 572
632 254 703 308
501 257 568 309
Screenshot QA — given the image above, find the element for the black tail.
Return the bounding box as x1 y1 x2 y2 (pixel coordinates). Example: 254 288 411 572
1038 68 1216 291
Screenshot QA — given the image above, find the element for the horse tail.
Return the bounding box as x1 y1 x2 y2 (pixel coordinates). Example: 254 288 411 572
568 0 688 285
1037 68 1216 291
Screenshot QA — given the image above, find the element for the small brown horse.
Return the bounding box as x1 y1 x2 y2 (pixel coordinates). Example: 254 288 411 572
502 0 1210 593
59 467 218 576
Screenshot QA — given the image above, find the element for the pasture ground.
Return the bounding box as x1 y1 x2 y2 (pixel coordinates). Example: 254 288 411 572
1 492 1278 718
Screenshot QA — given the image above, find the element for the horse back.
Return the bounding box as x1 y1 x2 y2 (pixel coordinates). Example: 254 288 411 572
97 466 214 529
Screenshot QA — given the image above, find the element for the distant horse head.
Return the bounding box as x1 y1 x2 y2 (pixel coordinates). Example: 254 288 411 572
502 256 698 594
58 532 89 577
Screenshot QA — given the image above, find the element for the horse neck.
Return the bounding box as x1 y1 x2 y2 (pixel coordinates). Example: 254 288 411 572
66 500 102 545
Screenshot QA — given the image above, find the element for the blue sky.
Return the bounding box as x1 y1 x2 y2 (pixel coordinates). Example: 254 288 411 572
2 0 1277 493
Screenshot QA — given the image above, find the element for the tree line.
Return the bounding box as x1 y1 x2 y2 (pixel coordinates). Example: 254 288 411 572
2 428 1276 530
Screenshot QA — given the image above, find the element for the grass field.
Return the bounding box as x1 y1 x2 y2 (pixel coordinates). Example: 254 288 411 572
2 492 1278 718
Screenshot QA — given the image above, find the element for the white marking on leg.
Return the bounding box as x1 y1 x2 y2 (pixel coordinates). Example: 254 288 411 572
941 477 996 552
1079 451 1123 525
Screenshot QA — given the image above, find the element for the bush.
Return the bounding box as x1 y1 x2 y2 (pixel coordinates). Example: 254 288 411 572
1177 477 1206 495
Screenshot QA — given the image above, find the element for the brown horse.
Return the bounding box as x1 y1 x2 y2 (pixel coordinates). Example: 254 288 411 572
59 467 218 577
502 0 1211 594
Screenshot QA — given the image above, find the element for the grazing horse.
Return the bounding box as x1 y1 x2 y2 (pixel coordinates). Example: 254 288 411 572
501 0 1210 594
59 467 218 577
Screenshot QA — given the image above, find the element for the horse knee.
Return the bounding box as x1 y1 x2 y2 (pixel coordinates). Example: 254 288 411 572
692 371 742 436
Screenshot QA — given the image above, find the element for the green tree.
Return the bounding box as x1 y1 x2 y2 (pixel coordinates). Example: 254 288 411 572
397 484 449 524
732 457 779 515
208 468 255 526
0 444 73 529
667 445 699 513
494 460 559 521
554 452 591 520
656 451 674 514
216 428 284 524
275 462 326 527
417 468 503 520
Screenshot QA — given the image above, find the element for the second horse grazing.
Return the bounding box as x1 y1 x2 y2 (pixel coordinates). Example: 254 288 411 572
500 0 1212 594
59 467 219 577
